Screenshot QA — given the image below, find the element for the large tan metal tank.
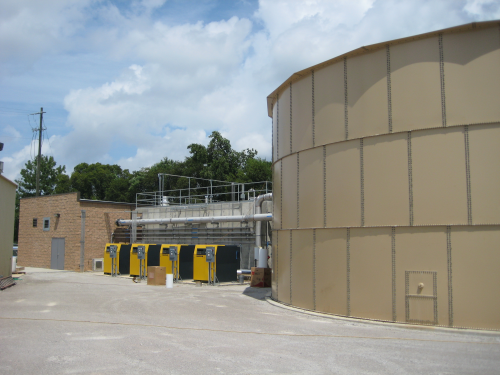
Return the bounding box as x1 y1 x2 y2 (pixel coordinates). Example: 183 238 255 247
268 21 500 330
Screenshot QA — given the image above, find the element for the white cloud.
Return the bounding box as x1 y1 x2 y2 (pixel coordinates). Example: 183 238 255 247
464 0 500 19
57 14 255 171
2 0 499 182
0 0 92 73
2 125 22 139
2 135 60 181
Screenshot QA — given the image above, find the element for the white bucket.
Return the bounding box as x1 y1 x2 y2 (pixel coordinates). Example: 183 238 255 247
166 273 173 288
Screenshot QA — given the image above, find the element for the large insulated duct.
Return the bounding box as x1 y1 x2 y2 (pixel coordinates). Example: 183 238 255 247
116 213 271 226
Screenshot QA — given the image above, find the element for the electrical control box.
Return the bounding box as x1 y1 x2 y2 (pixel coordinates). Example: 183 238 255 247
169 246 177 261
109 245 117 259
193 245 240 282
137 245 145 260
206 247 215 263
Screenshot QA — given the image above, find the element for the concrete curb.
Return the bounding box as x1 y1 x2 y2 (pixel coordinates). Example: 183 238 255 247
265 295 500 338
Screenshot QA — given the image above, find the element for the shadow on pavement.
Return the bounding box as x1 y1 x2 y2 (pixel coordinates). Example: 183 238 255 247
242 286 271 300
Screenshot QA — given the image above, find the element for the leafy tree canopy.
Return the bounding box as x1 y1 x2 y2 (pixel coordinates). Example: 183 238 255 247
16 131 271 204
15 155 68 197
70 162 130 201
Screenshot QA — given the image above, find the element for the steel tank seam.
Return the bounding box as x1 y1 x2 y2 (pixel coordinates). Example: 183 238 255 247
270 121 500 166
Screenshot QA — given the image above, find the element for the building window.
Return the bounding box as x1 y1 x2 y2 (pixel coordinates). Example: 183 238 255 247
33 218 38 227
43 217 50 231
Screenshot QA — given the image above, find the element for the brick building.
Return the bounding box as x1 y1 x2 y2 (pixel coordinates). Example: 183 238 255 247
18 192 134 271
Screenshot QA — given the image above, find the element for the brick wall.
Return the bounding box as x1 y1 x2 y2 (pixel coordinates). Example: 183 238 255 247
18 192 133 271
79 201 132 271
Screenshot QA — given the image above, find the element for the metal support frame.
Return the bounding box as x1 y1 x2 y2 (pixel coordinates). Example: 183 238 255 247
111 255 118 277
139 259 146 280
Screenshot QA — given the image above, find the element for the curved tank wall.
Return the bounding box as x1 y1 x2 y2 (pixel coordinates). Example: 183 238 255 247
269 21 500 330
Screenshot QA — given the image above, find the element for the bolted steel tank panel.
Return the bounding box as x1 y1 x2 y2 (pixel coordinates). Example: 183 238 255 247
268 21 500 330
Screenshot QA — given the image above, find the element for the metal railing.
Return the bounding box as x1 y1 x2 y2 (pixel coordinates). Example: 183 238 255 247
136 175 272 207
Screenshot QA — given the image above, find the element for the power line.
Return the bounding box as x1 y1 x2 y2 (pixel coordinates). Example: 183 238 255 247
0 106 31 111
0 107 31 114
0 136 34 140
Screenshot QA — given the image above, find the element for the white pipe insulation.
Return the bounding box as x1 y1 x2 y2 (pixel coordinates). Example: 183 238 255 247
115 213 272 226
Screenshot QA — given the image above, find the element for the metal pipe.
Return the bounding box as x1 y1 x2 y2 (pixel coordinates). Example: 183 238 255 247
80 210 86 272
254 193 272 245
253 193 272 268
116 213 271 226
237 269 251 275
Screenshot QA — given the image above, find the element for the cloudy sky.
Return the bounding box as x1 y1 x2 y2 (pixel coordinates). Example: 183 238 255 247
0 0 498 181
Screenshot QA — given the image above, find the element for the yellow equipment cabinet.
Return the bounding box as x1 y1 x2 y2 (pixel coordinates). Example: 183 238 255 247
193 245 218 282
159 244 196 280
130 244 148 277
160 244 182 278
104 243 131 275
193 245 240 282
130 244 162 277
104 243 118 275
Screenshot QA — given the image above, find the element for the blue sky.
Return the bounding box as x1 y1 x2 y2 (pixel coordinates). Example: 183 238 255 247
0 0 498 181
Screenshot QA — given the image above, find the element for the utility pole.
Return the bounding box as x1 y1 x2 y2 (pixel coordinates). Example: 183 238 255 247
30 107 46 196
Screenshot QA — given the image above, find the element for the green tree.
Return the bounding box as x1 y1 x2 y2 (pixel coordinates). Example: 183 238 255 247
105 170 133 202
70 163 132 201
128 158 184 203
238 157 272 183
54 174 72 194
182 131 267 201
15 155 68 197
185 143 208 179
206 131 237 182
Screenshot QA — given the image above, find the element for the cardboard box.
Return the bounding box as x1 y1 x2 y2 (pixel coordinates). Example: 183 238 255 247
250 267 272 287
147 266 166 286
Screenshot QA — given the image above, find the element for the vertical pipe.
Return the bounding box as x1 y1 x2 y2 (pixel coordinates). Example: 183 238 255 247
80 210 86 272
254 193 273 266
131 211 137 243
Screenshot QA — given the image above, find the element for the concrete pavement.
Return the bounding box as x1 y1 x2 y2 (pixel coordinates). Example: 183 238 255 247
0 268 499 374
